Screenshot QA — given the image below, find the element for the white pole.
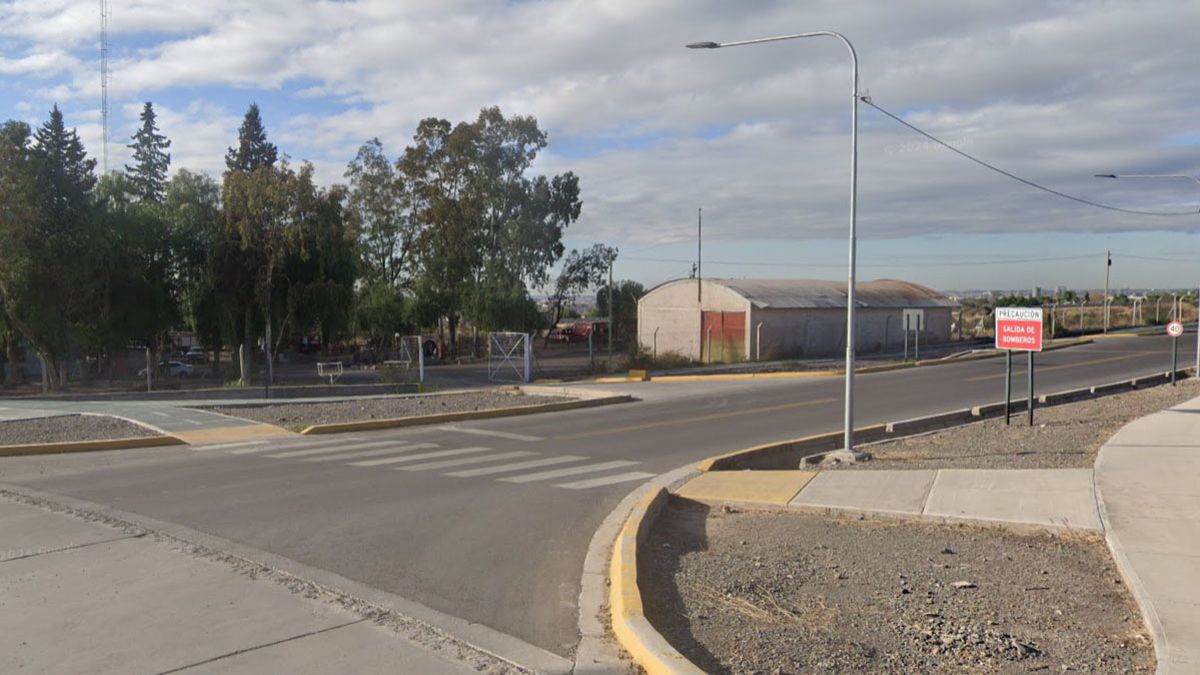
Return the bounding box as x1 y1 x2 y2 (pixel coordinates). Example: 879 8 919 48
523 333 532 383
418 339 425 383
688 31 862 459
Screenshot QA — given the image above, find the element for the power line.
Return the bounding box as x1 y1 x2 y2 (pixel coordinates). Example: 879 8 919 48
624 253 1098 269
861 97 1199 217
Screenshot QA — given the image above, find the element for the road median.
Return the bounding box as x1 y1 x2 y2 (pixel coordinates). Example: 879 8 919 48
297 386 632 435
0 434 185 457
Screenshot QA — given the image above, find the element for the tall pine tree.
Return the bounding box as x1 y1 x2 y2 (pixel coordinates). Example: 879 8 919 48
125 102 171 202
32 105 96 235
225 103 277 174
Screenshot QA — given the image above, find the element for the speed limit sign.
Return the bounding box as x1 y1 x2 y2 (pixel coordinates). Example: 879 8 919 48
1168 321 1184 337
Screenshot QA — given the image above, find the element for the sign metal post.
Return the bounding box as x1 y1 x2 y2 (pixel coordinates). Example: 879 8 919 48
996 307 1044 426
1004 350 1012 425
1168 320 1184 385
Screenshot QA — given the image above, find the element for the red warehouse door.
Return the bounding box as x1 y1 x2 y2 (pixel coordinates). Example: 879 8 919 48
701 311 746 362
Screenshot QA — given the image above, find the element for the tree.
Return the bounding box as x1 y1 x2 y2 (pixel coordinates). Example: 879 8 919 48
345 139 415 287
223 103 279 383
544 244 614 346
225 103 277 174
354 280 409 357
125 102 171 202
166 170 231 372
596 280 646 341
224 158 325 385
1 107 102 388
0 121 39 387
401 107 582 353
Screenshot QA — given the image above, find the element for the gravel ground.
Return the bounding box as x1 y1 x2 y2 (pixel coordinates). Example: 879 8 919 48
837 379 1200 470
0 414 158 445
644 501 1153 674
203 390 574 429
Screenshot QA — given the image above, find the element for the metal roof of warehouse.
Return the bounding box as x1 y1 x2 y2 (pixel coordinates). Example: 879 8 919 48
708 278 958 309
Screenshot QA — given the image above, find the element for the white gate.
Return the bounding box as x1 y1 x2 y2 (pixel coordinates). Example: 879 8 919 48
488 332 531 383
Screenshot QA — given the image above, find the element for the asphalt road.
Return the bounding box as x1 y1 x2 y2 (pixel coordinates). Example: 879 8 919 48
0 335 1189 667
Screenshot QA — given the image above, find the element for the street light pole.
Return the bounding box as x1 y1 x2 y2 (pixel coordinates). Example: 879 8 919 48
1096 173 1200 369
688 31 866 461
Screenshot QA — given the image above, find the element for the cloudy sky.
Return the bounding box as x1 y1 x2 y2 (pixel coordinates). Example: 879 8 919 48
3 0 1199 292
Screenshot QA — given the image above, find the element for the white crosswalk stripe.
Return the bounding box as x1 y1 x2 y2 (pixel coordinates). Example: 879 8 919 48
229 437 365 455
302 443 439 462
191 440 270 452
554 471 656 490
394 450 536 472
265 440 402 459
499 460 640 484
349 447 492 467
443 455 586 478
435 426 543 442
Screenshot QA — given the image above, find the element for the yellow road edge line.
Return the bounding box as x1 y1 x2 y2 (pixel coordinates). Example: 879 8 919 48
587 338 1097 385
300 395 632 435
0 434 186 457
610 487 706 675
552 396 840 442
964 352 1147 382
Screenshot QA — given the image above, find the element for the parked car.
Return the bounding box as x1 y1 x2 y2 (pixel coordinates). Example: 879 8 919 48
185 346 207 364
138 361 194 377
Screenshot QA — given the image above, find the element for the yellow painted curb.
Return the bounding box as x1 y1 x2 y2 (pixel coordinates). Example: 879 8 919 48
300 394 632 435
171 424 294 445
675 470 816 505
0 434 185 457
610 488 705 675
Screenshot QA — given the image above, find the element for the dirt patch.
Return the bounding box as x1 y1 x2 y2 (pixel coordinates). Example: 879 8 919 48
0 415 158 446
836 379 1200 470
201 390 574 429
643 500 1153 674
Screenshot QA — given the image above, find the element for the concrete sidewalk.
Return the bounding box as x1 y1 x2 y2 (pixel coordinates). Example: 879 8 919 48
0 497 485 675
677 466 1102 531
1097 395 1200 673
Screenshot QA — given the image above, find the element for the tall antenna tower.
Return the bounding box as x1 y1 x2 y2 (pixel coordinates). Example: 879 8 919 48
99 0 109 173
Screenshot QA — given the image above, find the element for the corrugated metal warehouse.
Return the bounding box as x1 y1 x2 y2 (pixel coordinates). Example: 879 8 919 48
637 278 958 362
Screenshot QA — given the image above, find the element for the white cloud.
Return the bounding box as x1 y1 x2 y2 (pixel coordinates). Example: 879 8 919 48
4 0 1199 264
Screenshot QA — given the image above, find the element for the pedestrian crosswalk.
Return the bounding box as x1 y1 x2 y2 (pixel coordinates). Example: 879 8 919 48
189 436 655 490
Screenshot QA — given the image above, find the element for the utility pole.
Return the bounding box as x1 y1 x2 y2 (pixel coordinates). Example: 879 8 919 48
1103 250 1111 334
696 207 702 303
607 253 615 369
99 0 109 174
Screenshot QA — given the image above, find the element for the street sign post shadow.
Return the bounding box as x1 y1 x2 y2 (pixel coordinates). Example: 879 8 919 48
995 307 1044 426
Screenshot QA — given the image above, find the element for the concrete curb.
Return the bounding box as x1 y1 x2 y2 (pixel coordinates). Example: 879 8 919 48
1094 446 1171 675
609 488 705 675
299 389 633 435
0 434 185 457
698 369 1194 471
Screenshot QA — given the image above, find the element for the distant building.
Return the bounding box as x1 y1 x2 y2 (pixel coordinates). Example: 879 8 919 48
637 278 958 362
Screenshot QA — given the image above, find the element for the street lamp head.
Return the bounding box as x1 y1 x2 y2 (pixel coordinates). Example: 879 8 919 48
685 41 721 49
1094 174 1117 179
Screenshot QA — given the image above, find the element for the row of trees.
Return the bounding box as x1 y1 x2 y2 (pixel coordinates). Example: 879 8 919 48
0 102 631 389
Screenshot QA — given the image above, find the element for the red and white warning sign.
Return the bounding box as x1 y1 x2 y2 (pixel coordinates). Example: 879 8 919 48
995 307 1044 352
1167 320 1184 337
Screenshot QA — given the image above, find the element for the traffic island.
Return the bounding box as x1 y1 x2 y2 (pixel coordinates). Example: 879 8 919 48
0 414 183 456
607 378 1200 672
640 501 1153 674
201 386 632 434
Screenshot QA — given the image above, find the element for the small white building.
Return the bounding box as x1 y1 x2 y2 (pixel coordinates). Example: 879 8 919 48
637 278 957 362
